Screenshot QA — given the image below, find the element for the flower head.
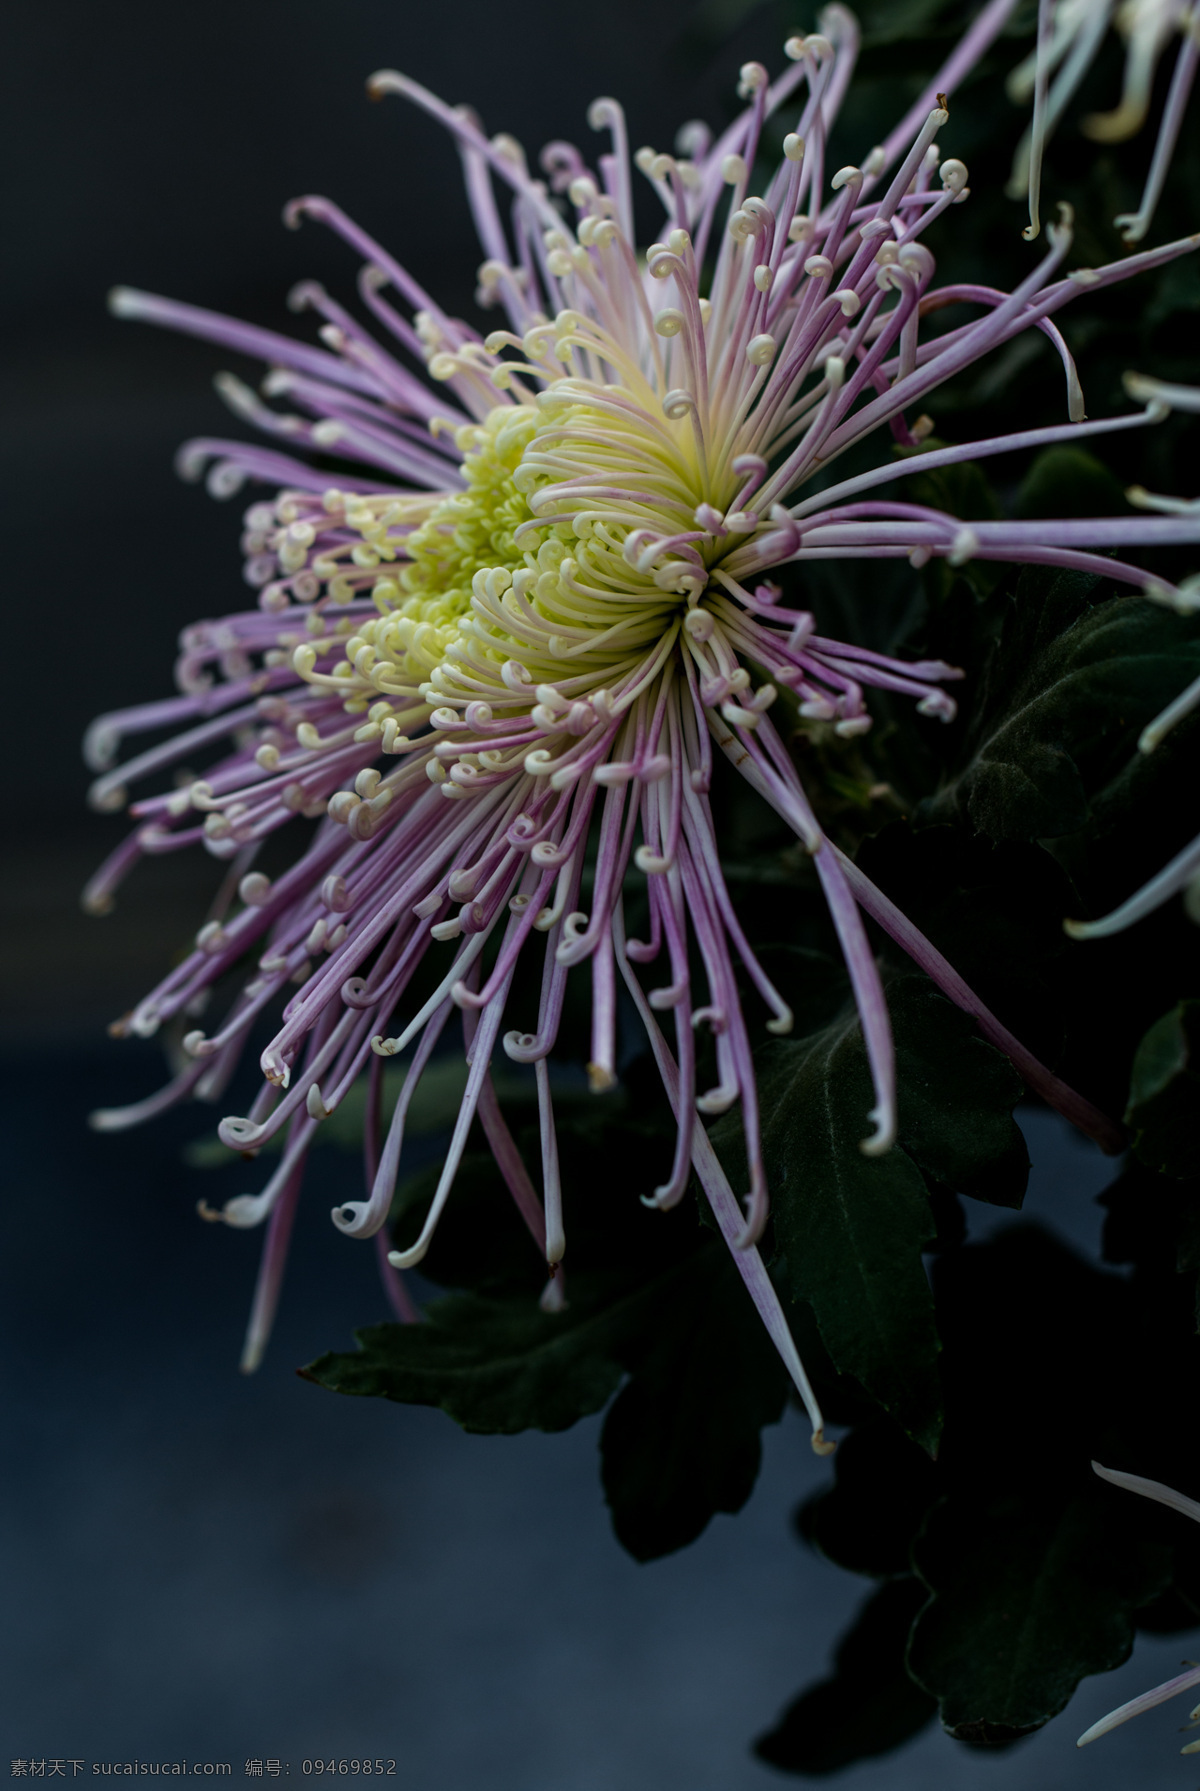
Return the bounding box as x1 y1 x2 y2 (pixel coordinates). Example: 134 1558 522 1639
90 12 1200 1433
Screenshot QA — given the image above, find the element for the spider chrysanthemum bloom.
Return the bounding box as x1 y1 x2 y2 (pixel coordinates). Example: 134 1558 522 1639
90 9 1200 1443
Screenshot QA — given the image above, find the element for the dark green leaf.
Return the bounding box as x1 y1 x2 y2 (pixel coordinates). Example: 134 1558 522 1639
1177 1198 1200 1336
855 823 1076 1071
301 1288 635 1434
886 976 1029 1208
1101 1158 1193 1269
923 575 1200 841
755 1579 937 1775
1103 1130 1200 1330
715 964 1025 1452
786 1226 1200 1747
600 1244 787 1561
902 455 1003 526
1147 254 1200 328
1126 1001 1200 1179
719 1002 942 1452
902 456 1005 604
856 0 963 44
908 1492 1171 1741
1015 446 1130 521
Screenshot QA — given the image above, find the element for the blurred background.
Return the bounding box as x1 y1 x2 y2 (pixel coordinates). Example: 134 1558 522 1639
3 0 1198 1784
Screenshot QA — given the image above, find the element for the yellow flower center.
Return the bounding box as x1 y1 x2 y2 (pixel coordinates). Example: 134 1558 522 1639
299 378 754 734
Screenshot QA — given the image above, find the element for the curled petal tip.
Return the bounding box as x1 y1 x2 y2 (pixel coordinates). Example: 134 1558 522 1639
388 1241 429 1270
732 1206 769 1250
331 1200 376 1238
646 1176 689 1212
366 68 403 100
283 194 327 230
811 1429 837 1457
859 1107 895 1157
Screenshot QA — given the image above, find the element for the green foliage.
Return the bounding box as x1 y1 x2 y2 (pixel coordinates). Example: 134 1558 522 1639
1014 446 1130 522
1103 1159 1200 1333
1126 1001 1200 1179
901 454 1005 524
922 571 1200 843
303 1289 630 1434
908 1494 1169 1741
1147 254 1200 329
766 1222 1200 1764
855 825 1077 1063
714 958 1025 1453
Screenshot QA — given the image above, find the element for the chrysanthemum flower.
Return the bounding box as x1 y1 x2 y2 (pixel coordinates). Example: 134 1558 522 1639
88 9 1200 1445
1007 0 1200 241
1078 1461 1200 1753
